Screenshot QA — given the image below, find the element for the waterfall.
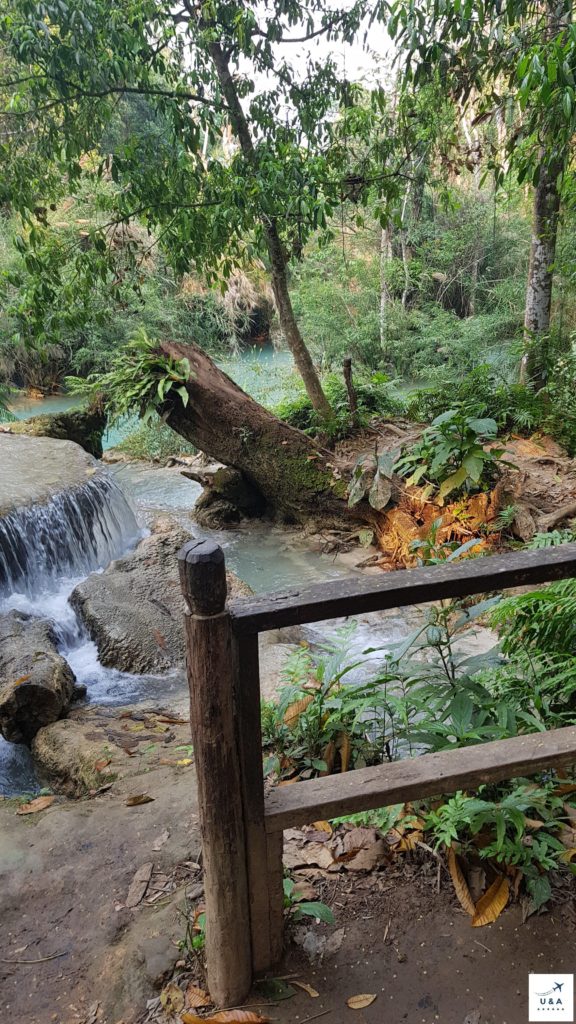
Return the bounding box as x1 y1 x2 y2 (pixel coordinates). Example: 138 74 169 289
0 474 141 600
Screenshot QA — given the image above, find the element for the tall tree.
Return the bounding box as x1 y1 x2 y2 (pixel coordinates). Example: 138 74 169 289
0 0 377 420
383 0 576 385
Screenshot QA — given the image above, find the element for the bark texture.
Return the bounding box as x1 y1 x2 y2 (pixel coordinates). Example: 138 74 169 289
521 154 563 386
206 39 333 421
161 340 353 526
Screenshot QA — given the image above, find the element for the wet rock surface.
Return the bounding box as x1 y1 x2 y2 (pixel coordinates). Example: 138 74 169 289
0 433 98 517
71 518 251 673
0 611 80 743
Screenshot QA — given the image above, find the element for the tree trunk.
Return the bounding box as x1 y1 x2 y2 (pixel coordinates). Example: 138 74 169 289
520 154 563 387
206 40 333 422
379 224 392 354
160 340 354 526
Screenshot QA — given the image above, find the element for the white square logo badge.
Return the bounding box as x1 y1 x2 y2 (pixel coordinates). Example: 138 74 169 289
529 975 574 1021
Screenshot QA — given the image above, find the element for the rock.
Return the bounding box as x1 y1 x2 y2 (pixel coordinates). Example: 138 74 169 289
2 402 106 458
31 717 110 795
71 518 251 673
0 611 79 743
0 434 99 517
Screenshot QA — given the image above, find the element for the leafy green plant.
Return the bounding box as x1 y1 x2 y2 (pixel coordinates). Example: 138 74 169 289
410 516 484 565
526 529 576 549
67 328 191 423
426 782 570 910
283 877 334 924
394 408 509 502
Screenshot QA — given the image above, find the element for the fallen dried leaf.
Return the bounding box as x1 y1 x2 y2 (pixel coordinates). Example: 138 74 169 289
284 694 314 728
160 981 184 1014
185 984 211 1008
559 847 576 863
345 840 388 872
292 980 319 998
182 1013 271 1024
125 794 154 807
12 674 31 687
94 758 111 772
311 820 332 834
347 993 377 1010
176 758 193 767
152 829 170 852
447 847 475 916
16 795 56 815
472 875 509 927
125 862 153 908
153 629 167 650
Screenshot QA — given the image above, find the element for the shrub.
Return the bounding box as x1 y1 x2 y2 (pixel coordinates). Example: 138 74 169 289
274 370 406 438
394 408 508 502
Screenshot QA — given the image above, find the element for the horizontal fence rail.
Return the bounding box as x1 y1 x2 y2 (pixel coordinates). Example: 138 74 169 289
179 538 576 1007
264 726 576 832
229 542 576 632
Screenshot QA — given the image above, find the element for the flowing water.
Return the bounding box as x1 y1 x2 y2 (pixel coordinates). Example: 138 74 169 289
0 349 421 795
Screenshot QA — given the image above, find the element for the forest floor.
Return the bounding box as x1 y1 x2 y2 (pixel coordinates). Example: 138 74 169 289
3 429 576 1024
1 709 574 1024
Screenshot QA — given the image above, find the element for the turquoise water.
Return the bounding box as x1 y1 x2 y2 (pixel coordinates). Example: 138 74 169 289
7 347 299 451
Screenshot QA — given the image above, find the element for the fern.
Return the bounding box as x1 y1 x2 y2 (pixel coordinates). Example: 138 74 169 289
66 328 192 424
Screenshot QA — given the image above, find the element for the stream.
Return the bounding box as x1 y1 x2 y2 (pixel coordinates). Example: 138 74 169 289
0 349 422 797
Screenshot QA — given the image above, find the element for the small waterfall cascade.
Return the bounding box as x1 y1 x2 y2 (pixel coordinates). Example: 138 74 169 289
0 470 143 797
0 474 141 600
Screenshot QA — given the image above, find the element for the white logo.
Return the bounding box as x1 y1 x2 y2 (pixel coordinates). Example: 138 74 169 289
529 975 574 1021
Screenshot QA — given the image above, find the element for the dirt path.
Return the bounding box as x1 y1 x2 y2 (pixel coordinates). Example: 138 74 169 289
0 704 202 1024
2 724 575 1024
268 869 576 1024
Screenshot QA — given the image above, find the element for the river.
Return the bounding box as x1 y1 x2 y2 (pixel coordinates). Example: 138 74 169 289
0 349 450 796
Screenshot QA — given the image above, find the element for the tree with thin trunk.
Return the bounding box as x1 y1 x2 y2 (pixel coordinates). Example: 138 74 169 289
0 0 382 421
386 0 575 388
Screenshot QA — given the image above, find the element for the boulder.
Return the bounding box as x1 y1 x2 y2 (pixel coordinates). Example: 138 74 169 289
0 612 80 743
31 717 111 796
0 433 98 518
2 402 106 458
71 518 251 673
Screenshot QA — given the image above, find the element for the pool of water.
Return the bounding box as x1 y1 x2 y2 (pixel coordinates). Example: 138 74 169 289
6 347 299 452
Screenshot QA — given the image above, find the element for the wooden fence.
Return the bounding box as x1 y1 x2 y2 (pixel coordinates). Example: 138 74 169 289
178 539 576 1005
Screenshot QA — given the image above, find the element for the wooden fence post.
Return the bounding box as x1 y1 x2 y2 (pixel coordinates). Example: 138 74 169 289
178 539 252 1006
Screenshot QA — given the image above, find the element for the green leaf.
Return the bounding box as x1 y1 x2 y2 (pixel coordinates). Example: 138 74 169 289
437 464 469 502
296 901 335 924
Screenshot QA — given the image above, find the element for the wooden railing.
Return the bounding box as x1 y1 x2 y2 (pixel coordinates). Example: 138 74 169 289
177 540 576 1005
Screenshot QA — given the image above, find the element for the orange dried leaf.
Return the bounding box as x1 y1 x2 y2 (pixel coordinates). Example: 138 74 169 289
447 847 475 916
94 758 111 772
12 674 31 686
284 694 313 728
185 984 211 1009
16 795 56 815
211 1012 271 1023
347 994 377 1010
311 821 332 834
293 980 319 998
125 793 154 806
472 875 509 927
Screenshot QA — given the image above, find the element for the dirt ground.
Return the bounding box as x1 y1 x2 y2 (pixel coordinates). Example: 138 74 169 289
268 869 576 1024
2 716 575 1024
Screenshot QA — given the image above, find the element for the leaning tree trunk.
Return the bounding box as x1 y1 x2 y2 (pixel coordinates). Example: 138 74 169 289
160 340 357 526
520 154 563 387
207 39 333 422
